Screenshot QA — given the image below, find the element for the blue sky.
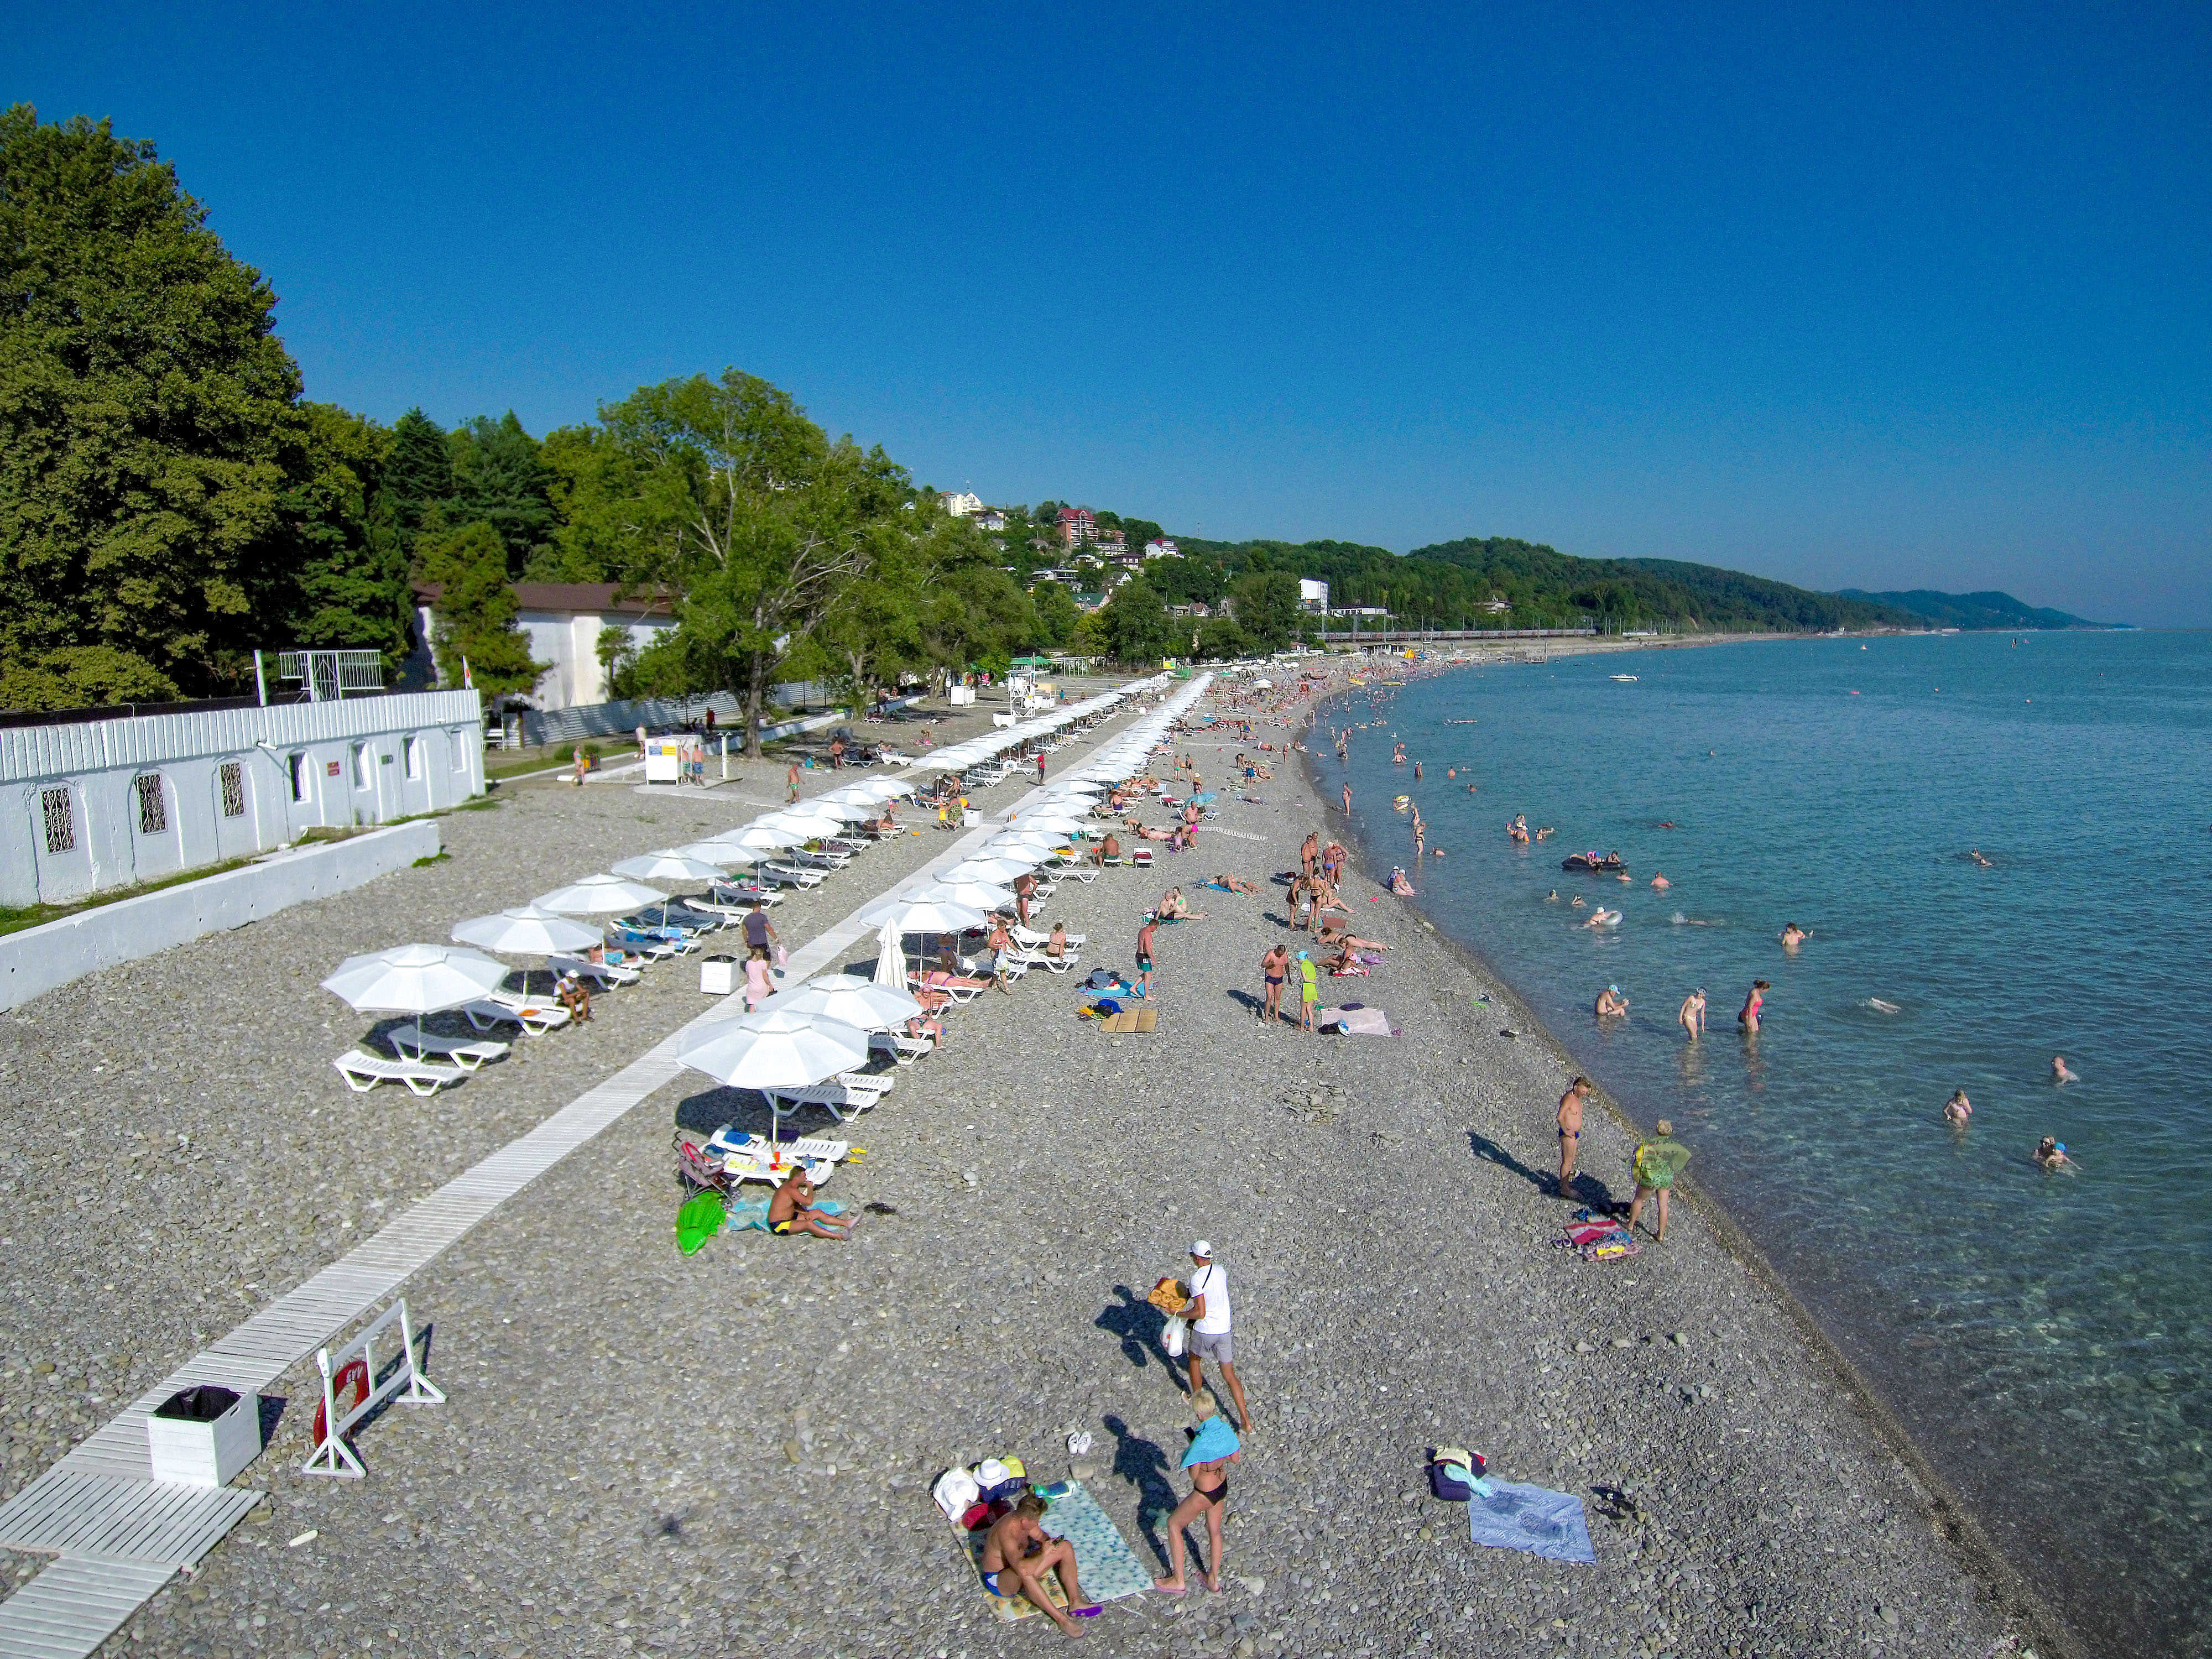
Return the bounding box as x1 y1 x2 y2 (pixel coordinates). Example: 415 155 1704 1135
16 2 2210 623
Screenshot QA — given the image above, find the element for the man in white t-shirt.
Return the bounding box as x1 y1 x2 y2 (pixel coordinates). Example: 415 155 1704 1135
1183 1240 1253 1435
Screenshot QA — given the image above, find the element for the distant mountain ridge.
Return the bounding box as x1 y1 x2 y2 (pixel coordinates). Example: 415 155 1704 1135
1835 588 2119 630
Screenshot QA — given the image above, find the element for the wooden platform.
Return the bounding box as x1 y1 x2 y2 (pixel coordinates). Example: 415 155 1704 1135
1098 1006 1158 1032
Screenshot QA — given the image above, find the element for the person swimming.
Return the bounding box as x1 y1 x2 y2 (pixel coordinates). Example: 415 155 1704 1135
1944 1089 1972 1125
2034 1136 2070 1171
1545 889 1561 901
2051 1055 2078 1084
1650 873 1670 888
1780 922 1809 949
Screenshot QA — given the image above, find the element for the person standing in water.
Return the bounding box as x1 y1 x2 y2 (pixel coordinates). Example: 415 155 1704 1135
1678 987 1707 1040
1342 783 1353 816
1945 1089 1973 1126
1556 1077 1591 1200
2052 1055 2079 1084
1739 980 1770 1034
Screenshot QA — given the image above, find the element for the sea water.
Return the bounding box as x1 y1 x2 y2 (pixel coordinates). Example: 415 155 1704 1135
1327 631 2211 1656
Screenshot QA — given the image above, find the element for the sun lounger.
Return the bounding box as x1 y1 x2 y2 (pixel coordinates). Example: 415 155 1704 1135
383 1025 510 1070
870 1031 935 1065
763 1071 894 1124
1133 848 1155 868
1010 925 1086 950
549 953 640 988
332 1048 469 1095
463 993 574 1036
1008 947 1079 974
760 861 828 888
790 847 853 869
708 880 783 906
910 970 989 1004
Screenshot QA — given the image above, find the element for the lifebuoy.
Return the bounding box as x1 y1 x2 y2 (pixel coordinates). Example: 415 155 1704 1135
313 1355 371 1447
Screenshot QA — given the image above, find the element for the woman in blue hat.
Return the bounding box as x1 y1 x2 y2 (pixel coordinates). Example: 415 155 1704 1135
1153 1409 1241 1595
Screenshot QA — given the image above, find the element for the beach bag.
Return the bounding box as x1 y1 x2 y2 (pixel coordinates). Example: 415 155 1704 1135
1084 969 1118 989
1430 1461 1474 1502
933 1466 979 1521
1163 1315 1188 1358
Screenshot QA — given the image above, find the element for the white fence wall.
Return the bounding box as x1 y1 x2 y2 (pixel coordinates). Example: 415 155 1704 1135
0 820 443 1013
0 691 484 909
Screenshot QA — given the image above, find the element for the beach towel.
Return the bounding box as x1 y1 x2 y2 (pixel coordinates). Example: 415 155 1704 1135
956 1481 1153 1620
1466 1481 1598 1564
1326 1005 1394 1035
725 1193 773 1233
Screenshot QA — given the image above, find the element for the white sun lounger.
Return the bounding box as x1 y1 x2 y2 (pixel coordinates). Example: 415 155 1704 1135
763 1070 895 1124
332 1049 468 1095
384 1025 511 1070
548 953 641 988
1008 947 1079 974
760 862 828 888
869 1031 935 1065
463 993 574 1036
1010 925 1087 950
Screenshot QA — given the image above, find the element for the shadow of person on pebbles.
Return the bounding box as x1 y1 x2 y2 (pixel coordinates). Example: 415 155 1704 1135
1095 1286 1172 1371
1103 1415 1180 1568
1467 1130 1551 1192
1224 988 1265 1016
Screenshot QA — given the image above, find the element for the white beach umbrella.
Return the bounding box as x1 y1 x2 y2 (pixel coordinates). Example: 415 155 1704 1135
856 895 990 934
612 851 728 885
912 878 1016 913
673 841 756 866
800 796 875 822
451 906 603 957
779 974 923 1031
322 943 512 1060
716 823 808 854
675 1010 873 1155
943 856 1036 884
854 777 917 798
536 873 667 914
757 808 843 836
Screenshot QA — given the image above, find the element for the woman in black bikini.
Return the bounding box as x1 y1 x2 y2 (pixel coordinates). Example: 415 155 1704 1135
1154 1415 1240 1594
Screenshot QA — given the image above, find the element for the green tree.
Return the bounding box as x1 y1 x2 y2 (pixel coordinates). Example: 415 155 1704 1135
0 104 305 705
1230 570 1305 651
419 520 544 694
1029 578 1080 648
591 369 906 757
1195 617 1251 660
1100 576 1175 664
284 403 413 664
448 411 556 578
381 408 455 567
1069 610 1110 657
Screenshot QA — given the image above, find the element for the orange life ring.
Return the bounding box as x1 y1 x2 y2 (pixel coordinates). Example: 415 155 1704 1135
313 1355 372 1447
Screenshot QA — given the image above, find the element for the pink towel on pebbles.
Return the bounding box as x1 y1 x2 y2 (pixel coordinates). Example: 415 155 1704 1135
1328 1006 1393 1035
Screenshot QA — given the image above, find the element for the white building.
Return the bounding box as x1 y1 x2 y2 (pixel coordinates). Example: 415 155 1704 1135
413 583 676 712
1 690 487 907
975 509 1008 531
1299 578 1331 614
1145 538 1178 559
941 491 985 517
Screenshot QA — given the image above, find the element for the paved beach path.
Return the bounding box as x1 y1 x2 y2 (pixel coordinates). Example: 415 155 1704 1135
0 674 2058 1657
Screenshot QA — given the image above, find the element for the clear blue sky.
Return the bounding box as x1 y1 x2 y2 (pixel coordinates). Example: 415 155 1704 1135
16 2 2211 624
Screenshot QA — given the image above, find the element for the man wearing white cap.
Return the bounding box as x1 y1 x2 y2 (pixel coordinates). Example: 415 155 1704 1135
1182 1240 1253 1435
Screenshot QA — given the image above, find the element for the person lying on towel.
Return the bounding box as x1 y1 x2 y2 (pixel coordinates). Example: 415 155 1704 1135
981 1494 1099 1635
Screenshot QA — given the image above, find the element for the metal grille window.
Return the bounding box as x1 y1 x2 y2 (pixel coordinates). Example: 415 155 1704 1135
133 773 169 834
220 761 247 817
40 786 75 854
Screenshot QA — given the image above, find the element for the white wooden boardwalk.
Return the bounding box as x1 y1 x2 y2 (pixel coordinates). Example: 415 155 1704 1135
0 796 1032 1657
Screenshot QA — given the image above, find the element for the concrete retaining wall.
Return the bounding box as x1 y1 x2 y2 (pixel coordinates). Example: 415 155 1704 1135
0 819 442 1013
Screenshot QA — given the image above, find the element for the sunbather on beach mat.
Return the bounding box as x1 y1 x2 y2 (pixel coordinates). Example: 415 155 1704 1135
962 1484 1152 1627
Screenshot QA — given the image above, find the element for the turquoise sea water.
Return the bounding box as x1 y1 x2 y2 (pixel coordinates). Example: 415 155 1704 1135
1326 631 2211 1657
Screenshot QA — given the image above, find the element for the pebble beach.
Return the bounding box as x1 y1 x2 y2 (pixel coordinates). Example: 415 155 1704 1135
0 663 2065 1659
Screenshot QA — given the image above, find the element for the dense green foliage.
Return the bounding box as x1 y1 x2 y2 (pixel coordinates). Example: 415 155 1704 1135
1837 588 2113 630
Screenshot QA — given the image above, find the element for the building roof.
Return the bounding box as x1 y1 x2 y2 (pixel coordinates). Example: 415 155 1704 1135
414 582 674 618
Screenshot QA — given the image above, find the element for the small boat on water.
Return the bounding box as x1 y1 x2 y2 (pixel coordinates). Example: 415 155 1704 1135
1610 674 1638 682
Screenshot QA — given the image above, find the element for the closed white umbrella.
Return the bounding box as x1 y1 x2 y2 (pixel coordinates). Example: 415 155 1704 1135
451 906 603 957
780 974 923 1031
873 915 906 988
536 873 667 913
